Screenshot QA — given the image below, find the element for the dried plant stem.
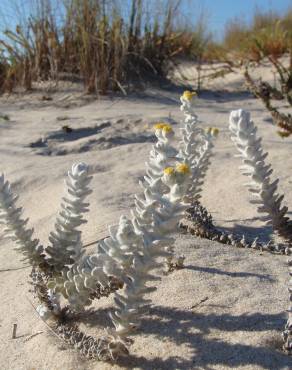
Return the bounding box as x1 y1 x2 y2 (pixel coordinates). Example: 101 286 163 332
244 66 292 134
180 201 288 255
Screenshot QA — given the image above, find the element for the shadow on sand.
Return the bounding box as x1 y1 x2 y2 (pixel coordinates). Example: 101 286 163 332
75 300 290 369
116 306 290 370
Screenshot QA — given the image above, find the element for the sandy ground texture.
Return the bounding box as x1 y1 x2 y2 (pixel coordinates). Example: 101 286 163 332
0 62 292 370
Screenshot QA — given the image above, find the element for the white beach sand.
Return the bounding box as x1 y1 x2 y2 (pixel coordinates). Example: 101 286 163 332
0 62 292 369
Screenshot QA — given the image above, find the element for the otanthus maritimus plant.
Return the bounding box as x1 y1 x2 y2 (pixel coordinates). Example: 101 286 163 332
46 162 93 271
179 91 217 202
144 122 178 194
229 109 292 245
179 96 285 254
0 108 192 362
0 163 120 314
3 91 292 363
229 109 292 354
179 90 223 245
138 122 183 267
103 163 190 356
52 160 190 359
179 91 204 168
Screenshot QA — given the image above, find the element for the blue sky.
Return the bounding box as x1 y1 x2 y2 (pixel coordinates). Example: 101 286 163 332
189 0 292 40
0 0 292 41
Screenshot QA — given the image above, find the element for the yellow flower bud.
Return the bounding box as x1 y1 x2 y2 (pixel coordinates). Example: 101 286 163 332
176 163 190 174
211 127 219 136
153 123 173 134
164 167 175 175
182 90 197 101
162 124 173 134
153 122 167 130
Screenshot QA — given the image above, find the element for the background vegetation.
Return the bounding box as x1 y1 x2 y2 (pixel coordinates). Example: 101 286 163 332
222 8 292 63
0 0 211 94
1 1 292 96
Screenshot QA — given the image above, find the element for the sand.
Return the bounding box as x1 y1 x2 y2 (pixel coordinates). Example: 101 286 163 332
0 63 292 370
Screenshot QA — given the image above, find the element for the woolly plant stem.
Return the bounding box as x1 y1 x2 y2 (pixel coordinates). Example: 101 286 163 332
85 126 190 357
229 109 292 353
144 123 177 195
179 92 218 200
187 132 215 202
108 165 189 352
46 163 93 271
179 93 204 167
229 109 292 243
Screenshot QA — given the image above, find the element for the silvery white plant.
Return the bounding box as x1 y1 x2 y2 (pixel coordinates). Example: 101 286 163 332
136 123 178 227
229 109 292 354
179 90 204 167
144 123 177 194
0 163 113 313
138 120 197 268
51 135 190 357
46 123 187 312
0 92 214 361
229 109 292 243
179 91 218 202
50 161 190 359
187 128 218 202
104 162 190 356
0 163 93 272
53 122 182 312
46 162 93 271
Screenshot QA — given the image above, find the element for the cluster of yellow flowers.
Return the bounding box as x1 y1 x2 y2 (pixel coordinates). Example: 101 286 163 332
153 123 173 133
182 90 197 101
164 163 190 176
205 127 219 137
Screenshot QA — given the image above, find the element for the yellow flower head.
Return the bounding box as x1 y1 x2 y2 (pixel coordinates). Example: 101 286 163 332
176 163 190 174
205 127 219 137
211 127 219 136
154 122 167 130
183 90 197 101
212 127 219 136
153 123 173 134
164 167 175 175
162 124 173 133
